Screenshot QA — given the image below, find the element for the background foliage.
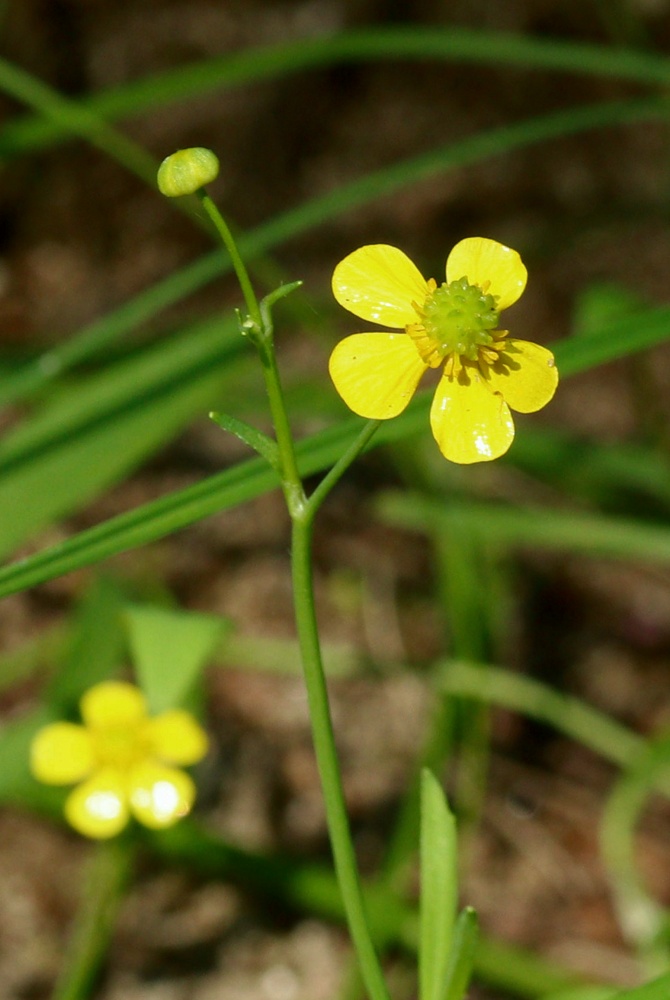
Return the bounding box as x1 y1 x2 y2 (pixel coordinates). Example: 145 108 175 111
3 1 670 999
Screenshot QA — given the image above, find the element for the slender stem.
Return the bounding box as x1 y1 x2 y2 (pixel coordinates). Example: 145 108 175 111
199 191 304 511
306 419 381 521
256 334 305 515
52 839 133 1000
292 513 391 1000
200 190 388 995
197 191 262 326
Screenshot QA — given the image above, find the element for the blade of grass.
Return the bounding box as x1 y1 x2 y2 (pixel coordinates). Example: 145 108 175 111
5 28 670 157
377 493 670 566
601 739 670 966
6 301 670 597
51 840 134 1000
0 317 244 559
443 908 479 1000
435 660 644 770
609 975 670 1000
1 96 667 411
0 55 156 182
419 770 458 1000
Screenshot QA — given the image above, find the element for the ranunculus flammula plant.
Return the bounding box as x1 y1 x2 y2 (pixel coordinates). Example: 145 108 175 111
30 681 208 839
329 238 558 463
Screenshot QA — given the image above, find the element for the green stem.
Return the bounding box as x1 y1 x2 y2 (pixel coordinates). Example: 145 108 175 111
306 419 381 517
256 333 305 515
52 839 133 1000
197 191 262 326
202 188 388 994
199 191 304 512
291 512 391 1000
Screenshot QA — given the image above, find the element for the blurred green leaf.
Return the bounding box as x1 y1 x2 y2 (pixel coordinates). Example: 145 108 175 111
4 29 670 158
47 577 127 710
443 907 479 1000
0 316 242 559
124 604 226 713
610 974 670 999
378 493 670 566
419 769 458 1000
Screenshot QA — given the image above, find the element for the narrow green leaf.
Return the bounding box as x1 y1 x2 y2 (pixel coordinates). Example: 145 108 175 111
124 604 225 713
0 316 242 559
436 661 643 769
609 974 670 1000
419 769 458 1000
443 907 479 1000
1 99 667 414
209 411 280 469
542 988 616 1000
47 576 127 710
5 28 670 157
377 493 670 566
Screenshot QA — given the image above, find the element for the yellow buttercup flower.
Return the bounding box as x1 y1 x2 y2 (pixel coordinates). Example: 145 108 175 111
329 238 558 464
30 681 209 839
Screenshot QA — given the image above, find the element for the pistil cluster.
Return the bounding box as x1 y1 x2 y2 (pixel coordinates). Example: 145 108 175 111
408 275 505 374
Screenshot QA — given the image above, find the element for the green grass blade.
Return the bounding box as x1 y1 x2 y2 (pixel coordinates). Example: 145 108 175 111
601 740 670 961
4 28 670 156
609 975 670 1000
377 493 670 566
46 577 127 709
443 908 479 1000
2 97 667 411
436 661 643 769
419 769 458 1000
0 317 243 559
0 55 156 182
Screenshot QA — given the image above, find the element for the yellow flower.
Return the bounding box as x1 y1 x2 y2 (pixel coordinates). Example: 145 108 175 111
30 681 209 839
329 238 558 464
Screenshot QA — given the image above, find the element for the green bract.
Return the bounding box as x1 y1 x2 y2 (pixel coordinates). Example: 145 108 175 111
157 147 220 197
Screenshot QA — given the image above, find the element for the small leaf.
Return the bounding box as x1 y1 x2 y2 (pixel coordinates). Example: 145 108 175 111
261 280 303 311
419 768 458 1000
209 411 280 470
442 907 479 1000
47 577 126 710
124 605 226 713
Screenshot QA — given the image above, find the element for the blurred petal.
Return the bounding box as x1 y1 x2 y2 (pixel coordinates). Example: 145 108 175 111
30 722 94 785
128 762 195 829
147 710 209 766
332 245 429 327
81 681 147 729
484 340 558 413
329 333 427 418
64 769 129 839
446 238 527 310
430 367 515 463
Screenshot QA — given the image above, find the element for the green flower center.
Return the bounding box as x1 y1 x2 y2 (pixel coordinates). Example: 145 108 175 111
422 276 499 360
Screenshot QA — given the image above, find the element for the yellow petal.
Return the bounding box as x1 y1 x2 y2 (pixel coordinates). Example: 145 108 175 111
329 333 427 419
484 339 558 413
64 768 129 839
80 681 147 730
446 238 527 310
128 762 195 829
147 710 209 766
332 245 429 328
30 722 95 785
430 366 515 463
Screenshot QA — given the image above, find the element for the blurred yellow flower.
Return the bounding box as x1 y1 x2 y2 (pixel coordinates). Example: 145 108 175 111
329 238 558 463
30 681 208 839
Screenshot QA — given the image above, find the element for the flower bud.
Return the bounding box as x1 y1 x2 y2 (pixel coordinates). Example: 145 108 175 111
157 147 220 197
